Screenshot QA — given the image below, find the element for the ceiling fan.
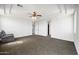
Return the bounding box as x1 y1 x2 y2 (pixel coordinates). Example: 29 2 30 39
30 11 42 17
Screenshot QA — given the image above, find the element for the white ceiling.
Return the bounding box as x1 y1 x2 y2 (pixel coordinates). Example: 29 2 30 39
0 4 78 18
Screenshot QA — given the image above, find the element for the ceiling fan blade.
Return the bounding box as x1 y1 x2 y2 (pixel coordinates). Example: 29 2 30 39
37 15 42 16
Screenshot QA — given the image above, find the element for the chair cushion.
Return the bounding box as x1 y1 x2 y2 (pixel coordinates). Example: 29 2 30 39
0 30 6 38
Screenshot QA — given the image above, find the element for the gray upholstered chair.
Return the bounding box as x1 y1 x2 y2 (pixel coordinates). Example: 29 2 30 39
0 30 14 42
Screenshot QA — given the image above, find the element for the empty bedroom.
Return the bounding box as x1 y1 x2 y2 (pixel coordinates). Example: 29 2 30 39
0 4 78 55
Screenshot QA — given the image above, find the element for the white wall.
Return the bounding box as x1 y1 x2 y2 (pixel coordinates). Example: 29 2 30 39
0 16 32 38
0 16 1 31
34 13 74 42
74 11 79 54
50 14 74 41
35 18 48 36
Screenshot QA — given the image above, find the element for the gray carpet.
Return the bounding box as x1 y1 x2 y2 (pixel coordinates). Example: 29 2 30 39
0 35 78 55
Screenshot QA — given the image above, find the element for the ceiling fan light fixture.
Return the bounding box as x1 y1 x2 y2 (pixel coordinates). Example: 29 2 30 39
32 16 37 22
32 16 37 19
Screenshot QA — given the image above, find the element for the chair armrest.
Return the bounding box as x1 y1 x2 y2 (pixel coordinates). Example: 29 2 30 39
1 34 14 39
6 34 14 36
